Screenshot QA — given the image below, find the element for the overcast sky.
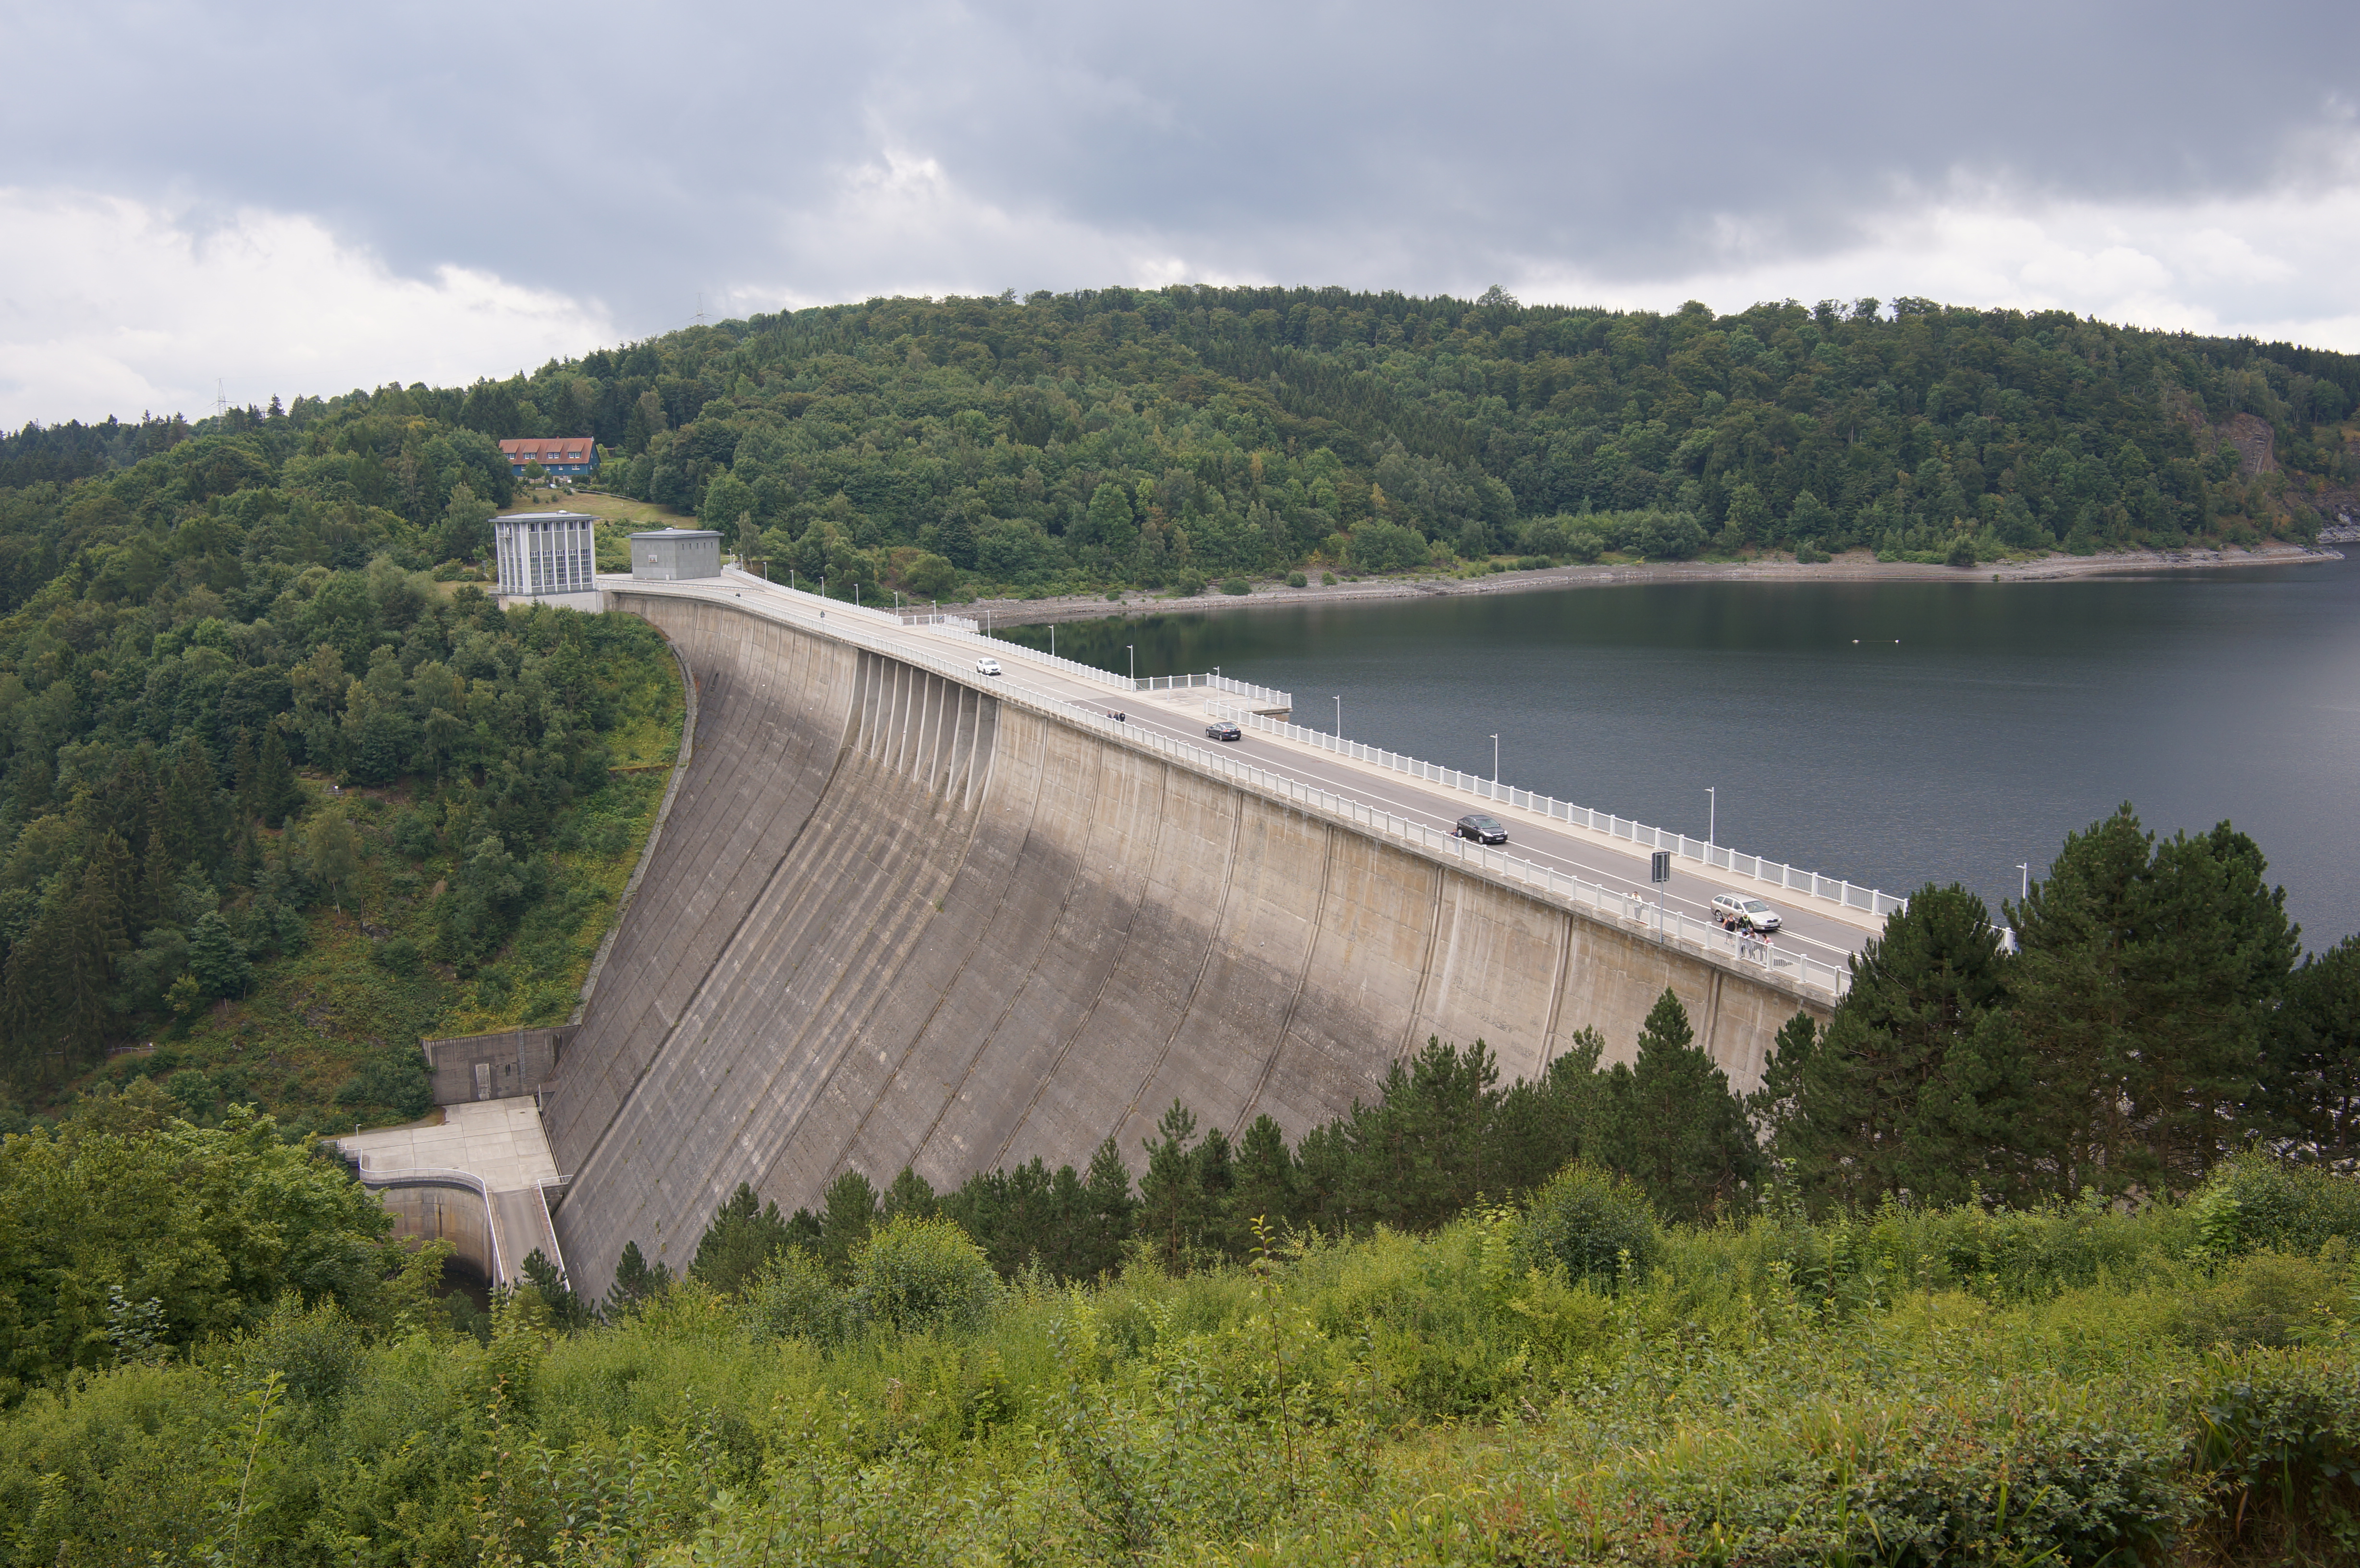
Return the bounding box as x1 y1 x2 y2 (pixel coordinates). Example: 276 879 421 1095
3 0 2356 428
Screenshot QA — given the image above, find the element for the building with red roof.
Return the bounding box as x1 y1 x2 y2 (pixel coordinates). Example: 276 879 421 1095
498 437 600 478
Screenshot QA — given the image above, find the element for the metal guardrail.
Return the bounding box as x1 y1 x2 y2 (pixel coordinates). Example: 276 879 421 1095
1205 701 1905 923
608 576 1850 998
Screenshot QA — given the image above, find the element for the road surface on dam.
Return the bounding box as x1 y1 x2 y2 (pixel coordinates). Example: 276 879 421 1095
718 569 1881 966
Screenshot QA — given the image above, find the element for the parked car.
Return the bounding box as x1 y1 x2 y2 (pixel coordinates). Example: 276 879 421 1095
1454 813 1508 845
1710 892 1782 931
1205 720 1242 741
975 657 1002 676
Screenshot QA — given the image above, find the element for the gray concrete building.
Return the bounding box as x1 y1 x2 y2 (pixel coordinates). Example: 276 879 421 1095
629 527 723 580
494 511 600 606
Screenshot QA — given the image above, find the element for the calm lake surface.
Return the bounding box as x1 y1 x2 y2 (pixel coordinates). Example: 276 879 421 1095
1000 554 2360 948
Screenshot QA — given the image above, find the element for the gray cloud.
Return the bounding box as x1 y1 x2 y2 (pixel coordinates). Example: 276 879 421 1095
7 0 2357 348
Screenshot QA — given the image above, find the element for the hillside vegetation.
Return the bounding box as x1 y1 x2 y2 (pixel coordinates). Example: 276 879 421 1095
333 286 2360 592
0 384 683 1127
2 1107 2357 1566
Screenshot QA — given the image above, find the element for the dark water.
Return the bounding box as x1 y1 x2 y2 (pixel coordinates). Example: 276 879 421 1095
1000 556 2360 948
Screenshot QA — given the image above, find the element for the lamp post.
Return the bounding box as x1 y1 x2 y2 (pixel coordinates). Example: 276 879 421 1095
1490 734 1500 784
1049 624 1055 658
2017 862 2030 899
1706 785 1716 847
1334 695 1341 735
1126 644 1135 686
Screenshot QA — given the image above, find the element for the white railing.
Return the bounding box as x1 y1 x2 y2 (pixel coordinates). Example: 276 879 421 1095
610 576 1851 998
1205 701 1907 922
1137 671 1292 707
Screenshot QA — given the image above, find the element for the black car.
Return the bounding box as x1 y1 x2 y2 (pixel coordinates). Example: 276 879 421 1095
1455 813 1508 845
1205 720 1243 741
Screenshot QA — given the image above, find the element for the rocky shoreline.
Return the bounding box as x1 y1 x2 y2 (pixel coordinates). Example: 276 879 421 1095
967 541 2346 627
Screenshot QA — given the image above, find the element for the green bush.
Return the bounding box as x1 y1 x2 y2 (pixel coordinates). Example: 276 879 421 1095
1168 573 1206 597
1218 577 1249 595
1516 1164 1659 1288
852 1215 1001 1334
743 1247 848 1343
1795 538 1831 563
1285 571 1307 588
1344 520 1428 572
2192 1152 2360 1258
1947 533 1979 566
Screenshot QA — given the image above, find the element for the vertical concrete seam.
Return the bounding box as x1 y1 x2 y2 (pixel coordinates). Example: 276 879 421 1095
1119 767 1245 1131
891 713 1091 1177
559 617 867 1199
991 730 1166 1168
1400 854 1450 1061
1538 908 1574 1068
1233 808 1334 1137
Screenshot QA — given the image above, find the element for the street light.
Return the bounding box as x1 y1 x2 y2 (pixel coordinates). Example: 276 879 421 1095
1706 785 1716 847
1334 695 1341 735
2017 862 2030 900
1490 734 1500 784
1126 644 1135 686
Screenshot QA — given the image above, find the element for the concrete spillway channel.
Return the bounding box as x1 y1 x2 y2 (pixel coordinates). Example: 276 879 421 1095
477 577 1837 1301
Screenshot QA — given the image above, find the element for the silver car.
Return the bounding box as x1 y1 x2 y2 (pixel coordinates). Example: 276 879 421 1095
1710 892 1782 931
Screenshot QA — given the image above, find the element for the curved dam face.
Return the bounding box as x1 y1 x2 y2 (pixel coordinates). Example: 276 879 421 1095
548 592 1824 1295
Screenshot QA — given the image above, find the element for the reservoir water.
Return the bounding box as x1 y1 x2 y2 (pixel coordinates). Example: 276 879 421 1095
1000 554 2360 949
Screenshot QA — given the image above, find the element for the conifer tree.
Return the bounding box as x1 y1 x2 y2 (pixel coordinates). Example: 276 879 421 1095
1776 885 2021 1208
1138 1101 1206 1270
2010 807 2296 1195
2261 934 2360 1163
819 1169 881 1282
256 723 300 828
1592 989 1758 1223
1231 1114 1300 1237
689 1182 792 1295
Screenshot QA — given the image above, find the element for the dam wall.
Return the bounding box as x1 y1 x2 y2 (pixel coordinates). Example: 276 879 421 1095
547 590 1829 1296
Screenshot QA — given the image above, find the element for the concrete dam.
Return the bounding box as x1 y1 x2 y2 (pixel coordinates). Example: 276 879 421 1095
532 583 1834 1297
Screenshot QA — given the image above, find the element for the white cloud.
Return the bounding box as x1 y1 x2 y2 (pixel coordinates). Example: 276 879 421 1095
0 189 615 428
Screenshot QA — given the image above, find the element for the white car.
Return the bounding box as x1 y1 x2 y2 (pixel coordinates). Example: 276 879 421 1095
1710 893 1782 931
975 657 1003 677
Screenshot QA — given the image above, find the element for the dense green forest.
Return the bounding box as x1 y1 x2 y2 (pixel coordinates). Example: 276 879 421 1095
10 287 2354 616
0 385 683 1125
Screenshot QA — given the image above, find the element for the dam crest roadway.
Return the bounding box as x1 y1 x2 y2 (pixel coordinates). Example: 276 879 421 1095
353 565 1894 1297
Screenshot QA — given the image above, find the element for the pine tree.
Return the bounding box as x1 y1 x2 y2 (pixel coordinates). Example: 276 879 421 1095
1593 989 1758 1223
2011 807 2296 1195
1777 885 2019 1208
1076 1135 1135 1277
231 728 260 823
882 1164 938 1221
1231 1114 1300 1237
602 1240 673 1320
158 741 224 876
1138 1101 1206 1270
689 1182 792 1295
256 723 299 828
818 1169 879 1281
2261 934 2360 1163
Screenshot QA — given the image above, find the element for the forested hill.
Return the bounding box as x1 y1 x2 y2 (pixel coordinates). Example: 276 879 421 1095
9 289 2360 612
